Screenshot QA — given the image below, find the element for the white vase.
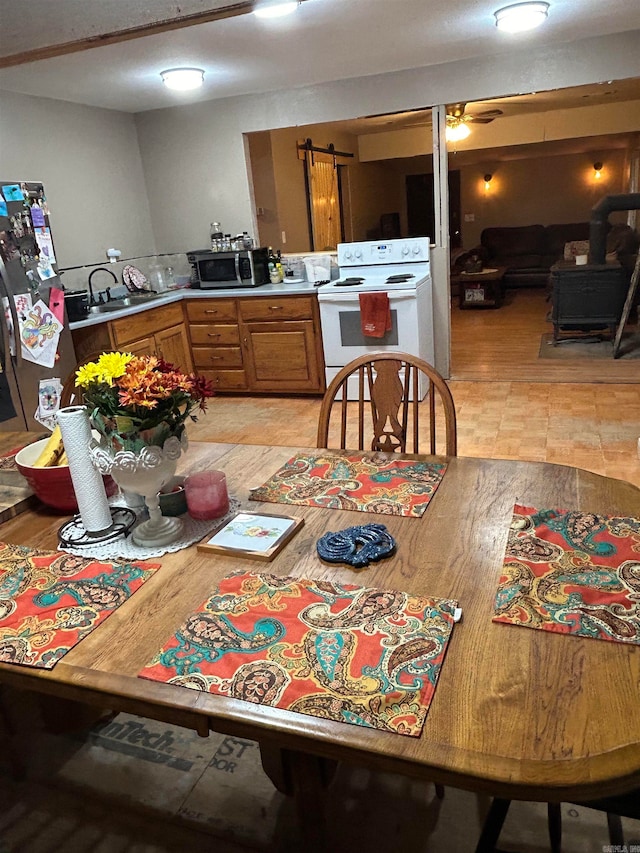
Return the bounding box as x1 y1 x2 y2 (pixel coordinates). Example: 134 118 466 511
91 434 186 547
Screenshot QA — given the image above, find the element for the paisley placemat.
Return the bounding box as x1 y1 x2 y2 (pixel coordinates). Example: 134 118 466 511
0 541 159 669
248 452 447 518
493 504 640 644
139 570 459 737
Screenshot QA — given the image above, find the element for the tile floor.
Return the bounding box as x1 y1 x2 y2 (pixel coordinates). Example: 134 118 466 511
2 705 639 853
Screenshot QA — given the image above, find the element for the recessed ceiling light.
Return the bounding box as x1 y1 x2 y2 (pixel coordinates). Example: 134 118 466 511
494 2 549 33
160 68 205 91
253 1 300 19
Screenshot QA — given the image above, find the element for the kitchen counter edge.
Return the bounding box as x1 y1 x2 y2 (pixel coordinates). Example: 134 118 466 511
69 282 323 330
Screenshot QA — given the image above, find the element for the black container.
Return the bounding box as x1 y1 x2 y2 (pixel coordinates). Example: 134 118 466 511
64 290 90 321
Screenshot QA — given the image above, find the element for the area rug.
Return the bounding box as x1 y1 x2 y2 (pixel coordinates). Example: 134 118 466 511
139 570 458 737
493 504 640 644
538 331 640 359
0 541 160 668
249 451 447 518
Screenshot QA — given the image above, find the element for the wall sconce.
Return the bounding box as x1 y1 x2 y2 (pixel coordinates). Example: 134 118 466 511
484 174 493 190
593 161 603 180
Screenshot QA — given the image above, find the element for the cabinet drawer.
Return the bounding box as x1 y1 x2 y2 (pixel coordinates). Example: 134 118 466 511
111 303 184 346
189 324 239 346
239 295 314 322
186 299 237 323
193 346 243 369
198 369 247 391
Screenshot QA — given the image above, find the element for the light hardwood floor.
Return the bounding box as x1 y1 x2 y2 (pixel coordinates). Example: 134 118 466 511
189 287 640 489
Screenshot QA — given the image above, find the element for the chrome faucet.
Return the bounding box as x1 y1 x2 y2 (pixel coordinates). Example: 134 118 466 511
87 267 118 305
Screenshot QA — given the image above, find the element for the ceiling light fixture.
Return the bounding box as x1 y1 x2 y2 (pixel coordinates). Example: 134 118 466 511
160 68 205 91
445 121 471 143
253 1 300 19
494 2 549 33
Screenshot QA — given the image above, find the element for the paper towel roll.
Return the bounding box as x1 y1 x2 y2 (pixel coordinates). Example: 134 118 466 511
57 406 113 534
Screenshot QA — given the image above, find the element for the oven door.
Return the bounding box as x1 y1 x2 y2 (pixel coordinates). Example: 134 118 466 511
318 288 425 399
318 289 419 365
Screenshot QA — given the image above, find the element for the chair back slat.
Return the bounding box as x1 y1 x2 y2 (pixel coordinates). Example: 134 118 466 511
316 352 457 457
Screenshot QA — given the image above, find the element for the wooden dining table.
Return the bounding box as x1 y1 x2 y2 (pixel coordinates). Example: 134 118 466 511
1 436 639 849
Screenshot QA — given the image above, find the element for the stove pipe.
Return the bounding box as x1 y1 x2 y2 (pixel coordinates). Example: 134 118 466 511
589 193 640 264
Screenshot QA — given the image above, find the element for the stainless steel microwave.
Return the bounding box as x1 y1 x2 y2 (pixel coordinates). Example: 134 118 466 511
187 248 270 289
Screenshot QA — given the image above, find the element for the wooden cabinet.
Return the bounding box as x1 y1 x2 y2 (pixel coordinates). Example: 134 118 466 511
110 303 193 374
72 302 193 374
239 296 324 393
186 294 325 395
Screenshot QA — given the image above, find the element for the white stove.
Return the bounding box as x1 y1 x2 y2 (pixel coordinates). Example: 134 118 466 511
317 237 431 293
316 238 434 398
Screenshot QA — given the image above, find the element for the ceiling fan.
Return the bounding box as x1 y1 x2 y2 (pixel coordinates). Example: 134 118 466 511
445 102 504 141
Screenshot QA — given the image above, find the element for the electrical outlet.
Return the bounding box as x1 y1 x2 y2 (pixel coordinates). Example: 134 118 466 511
281 231 287 244
464 213 475 223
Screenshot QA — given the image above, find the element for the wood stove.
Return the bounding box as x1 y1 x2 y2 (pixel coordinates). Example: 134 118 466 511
550 261 626 342
550 192 640 343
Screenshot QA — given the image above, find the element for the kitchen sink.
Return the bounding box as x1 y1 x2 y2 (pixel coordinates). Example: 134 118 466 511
88 293 162 314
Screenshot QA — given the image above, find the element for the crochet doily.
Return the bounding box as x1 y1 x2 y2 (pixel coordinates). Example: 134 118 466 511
58 495 240 561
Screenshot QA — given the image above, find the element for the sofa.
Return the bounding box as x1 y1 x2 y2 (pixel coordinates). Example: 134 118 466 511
453 222 639 288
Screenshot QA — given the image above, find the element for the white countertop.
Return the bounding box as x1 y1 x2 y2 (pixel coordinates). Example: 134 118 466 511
69 281 323 330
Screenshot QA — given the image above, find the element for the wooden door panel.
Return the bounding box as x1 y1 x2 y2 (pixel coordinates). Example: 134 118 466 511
242 321 322 392
156 325 193 373
186 299 237 323
189 324 240 346
192 346 243 369
126 336 155 358
111 303 184 346
238 296 314 322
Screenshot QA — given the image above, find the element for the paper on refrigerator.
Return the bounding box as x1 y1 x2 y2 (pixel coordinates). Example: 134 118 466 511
19 298 63 368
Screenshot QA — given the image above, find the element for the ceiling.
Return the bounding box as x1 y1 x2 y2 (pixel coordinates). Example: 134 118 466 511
0 0 639 117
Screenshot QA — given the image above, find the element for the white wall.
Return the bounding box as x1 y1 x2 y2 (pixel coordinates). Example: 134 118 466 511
135 31 640 256
0 90 155 267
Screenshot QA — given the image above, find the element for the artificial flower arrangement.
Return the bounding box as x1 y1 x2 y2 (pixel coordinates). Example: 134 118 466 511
75 351 214 452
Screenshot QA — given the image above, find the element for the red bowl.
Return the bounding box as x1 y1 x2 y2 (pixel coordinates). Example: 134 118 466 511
15 438 117 513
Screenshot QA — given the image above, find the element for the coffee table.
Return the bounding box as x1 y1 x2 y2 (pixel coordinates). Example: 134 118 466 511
453 266 507 308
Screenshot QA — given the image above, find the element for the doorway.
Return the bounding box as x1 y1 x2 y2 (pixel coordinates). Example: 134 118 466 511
406 170 461 248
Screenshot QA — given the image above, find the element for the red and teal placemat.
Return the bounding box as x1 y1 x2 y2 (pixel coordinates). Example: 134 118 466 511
493 504 640 645
139 570 458 737
0 541 160 669
249 452 447 518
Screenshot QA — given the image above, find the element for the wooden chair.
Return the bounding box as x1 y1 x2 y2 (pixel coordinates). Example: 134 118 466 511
316 352 457 456
60 363 87 408
475 794 640 853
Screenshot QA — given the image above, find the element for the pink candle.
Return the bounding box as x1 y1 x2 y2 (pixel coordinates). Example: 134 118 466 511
184 471 229 520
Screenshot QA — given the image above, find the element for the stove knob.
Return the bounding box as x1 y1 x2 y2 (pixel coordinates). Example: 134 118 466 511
412 244 421 255
355 249 363 259
343 249 353 260
402 245 410 256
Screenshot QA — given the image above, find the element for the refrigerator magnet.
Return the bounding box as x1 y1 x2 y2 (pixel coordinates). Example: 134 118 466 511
1 185 25 202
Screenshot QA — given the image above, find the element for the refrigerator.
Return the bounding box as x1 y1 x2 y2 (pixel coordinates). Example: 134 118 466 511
0 179 77 432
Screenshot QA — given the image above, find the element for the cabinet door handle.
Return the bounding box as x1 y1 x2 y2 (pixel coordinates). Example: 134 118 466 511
204 309 218 314
209 355 223 361
207 332 221 338
268 305 283 311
